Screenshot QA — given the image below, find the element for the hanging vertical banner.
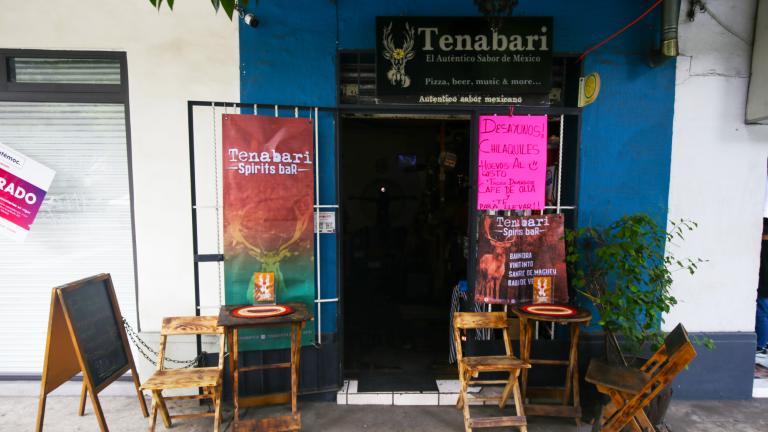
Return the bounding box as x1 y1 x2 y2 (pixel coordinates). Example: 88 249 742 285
475 213 567 305
223 114 315 350
0 142 56 242
477 115 547 210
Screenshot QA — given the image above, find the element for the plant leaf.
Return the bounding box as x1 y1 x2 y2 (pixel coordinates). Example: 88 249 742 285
167 0 174 10
221 0 236 19
211 0 221 12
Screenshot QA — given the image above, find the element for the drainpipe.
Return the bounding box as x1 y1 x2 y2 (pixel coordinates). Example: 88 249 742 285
650 0 681 67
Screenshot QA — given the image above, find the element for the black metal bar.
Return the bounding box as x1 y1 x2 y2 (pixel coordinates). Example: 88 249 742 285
189 100 580 116
467 111 479 293
6 82 123 94
0 53 9 94
187 100 202 357
195 254 225 262
0 48 126 59
573 112 583 227
0 91 126 103
338 103 580 116
188 100 337 112
333 108 344 386
334 50 345 383
120 51 141 331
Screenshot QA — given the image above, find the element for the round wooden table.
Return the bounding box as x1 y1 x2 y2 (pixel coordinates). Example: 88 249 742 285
511 305 592 424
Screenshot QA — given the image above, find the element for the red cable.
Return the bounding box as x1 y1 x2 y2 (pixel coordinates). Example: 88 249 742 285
577 0 664 63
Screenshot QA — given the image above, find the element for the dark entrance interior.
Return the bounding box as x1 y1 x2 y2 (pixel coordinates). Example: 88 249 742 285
341 116 471 391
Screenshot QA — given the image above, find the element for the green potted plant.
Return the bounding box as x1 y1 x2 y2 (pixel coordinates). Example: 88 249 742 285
565 213 710 426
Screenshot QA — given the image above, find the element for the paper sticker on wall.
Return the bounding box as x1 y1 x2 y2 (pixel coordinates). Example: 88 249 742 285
315 211 336 234
0 142 55 242
578 72 601 107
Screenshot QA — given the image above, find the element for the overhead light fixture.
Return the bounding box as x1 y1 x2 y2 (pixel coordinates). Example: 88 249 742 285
474 0 519 32
474 0 519 16
235 5 259 28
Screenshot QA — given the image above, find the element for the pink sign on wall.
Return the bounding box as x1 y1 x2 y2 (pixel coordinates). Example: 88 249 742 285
477 115 547 210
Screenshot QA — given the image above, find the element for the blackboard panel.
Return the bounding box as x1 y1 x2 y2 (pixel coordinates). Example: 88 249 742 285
59 276 127 389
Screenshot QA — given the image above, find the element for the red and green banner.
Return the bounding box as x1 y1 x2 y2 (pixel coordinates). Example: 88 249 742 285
222 114 315 350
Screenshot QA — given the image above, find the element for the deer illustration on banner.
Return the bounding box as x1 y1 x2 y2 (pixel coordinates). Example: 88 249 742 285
475 214 568 305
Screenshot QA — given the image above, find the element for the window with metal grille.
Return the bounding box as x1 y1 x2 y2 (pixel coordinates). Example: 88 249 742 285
0 50 136 376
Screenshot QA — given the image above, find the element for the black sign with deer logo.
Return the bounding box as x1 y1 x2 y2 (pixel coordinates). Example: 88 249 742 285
375 16 553 104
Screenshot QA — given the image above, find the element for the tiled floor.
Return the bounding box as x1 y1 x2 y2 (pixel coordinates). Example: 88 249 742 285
337 379 491 406
753 378 768 398
754 355 768 397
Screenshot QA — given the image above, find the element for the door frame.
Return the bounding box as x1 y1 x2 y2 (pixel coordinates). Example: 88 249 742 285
336 103 582 378
336 108 476 377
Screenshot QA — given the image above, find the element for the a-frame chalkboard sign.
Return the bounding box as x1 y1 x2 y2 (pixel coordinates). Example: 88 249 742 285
35 273 148 431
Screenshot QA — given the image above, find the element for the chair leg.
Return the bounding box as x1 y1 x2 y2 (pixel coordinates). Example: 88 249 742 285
213 386 222 432
204 386 214 412
148 393 158 432
511 372 527 432
602 389 639 432
456 391 465 410
152 390 172 428
499 369 517 409
456 364 464 410
591 402 604 432
633 407 655 431
456 364 465 411
459 369 472 432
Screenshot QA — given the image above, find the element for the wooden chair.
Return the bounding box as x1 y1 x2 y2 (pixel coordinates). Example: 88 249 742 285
585 323 697 432
452 311 530 432
140 316 225 432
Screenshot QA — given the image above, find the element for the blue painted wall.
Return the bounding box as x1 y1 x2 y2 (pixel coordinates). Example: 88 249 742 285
239 0 675 334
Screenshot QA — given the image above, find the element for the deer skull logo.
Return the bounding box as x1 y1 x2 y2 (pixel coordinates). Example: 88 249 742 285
382 22 416 88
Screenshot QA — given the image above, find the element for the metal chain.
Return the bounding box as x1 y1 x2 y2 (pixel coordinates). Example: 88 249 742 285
212 103 224 306
122 318 203 368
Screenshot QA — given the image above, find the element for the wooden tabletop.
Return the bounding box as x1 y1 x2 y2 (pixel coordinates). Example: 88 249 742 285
510 304 592 324
217 303 312 328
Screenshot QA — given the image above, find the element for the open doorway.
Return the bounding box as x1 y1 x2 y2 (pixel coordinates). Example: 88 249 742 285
341 115 471 392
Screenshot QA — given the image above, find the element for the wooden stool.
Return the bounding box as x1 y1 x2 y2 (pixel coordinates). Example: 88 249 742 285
512 305 592 424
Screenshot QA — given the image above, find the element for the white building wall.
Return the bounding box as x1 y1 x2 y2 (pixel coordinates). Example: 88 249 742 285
0 1 238 377
666 0 768 332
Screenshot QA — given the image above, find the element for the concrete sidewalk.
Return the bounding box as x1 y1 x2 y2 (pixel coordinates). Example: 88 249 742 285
5 382 767 431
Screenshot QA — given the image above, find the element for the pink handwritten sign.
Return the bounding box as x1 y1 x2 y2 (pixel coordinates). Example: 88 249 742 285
477 115 547 210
